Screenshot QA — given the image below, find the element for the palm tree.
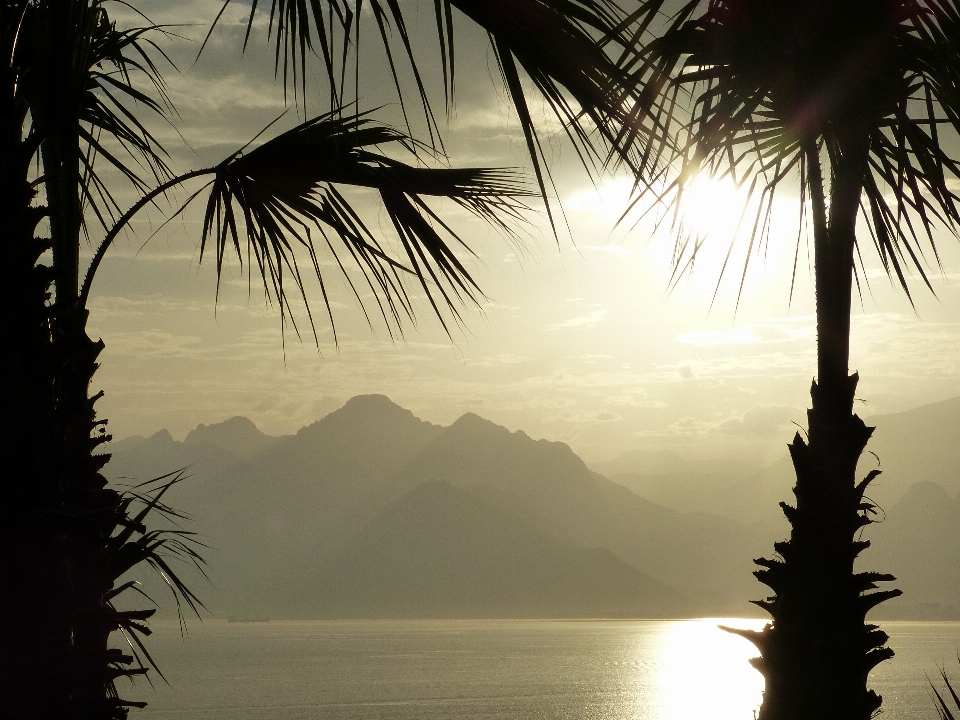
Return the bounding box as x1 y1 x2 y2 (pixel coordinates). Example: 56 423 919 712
622 1 960 718
0 1 639 717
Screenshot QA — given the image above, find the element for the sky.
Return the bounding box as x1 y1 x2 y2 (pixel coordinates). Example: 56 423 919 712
87 0 960 467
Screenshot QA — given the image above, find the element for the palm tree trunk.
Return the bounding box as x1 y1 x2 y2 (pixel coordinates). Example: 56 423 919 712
49 310 125 719
0 106 82 718
0 87 67 718
726 137 901 720
1 36 126 719
0 300 122 718
0 185 125 719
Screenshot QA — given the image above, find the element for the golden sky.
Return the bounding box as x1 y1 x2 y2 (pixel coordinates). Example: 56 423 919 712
88 1 960 466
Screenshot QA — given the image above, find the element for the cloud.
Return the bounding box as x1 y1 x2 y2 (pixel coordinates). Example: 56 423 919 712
586 245 632 256
721 405 801 435
464 354 530 369
544 308 609 331
661 416 714 436
103 330 205 359
594 411 621 422
555 408 623 423
677 319 814 346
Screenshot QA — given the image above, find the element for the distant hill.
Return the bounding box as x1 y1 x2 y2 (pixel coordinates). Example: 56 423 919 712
378 411 767 611
862 397 960 505
870 481 960 619
105 428 244 484
108 394 960 620
185 416 281 460
591 448 757 478
310 481 691 619
593 399 960 525
108 396 764 619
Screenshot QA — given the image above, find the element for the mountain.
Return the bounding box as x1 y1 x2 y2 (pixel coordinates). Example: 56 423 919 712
109 396 762 619
144 396 449 615
380 412 767 610
869 481 960 619
309 481 690 619
604 461 794 527
185 416 280 460
590 398 960 619
191 394 445 558
592 448 757 478
104 428 243 485
596 399 960 526
109 394 960 620
862 398 960 505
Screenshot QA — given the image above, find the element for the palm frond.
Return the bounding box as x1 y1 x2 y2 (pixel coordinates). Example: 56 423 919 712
105 470 207 691
457 0 640 158
203 0 353 110
205 1 649 224
621 0 960 296
77 9 178 230
20 1 176 238
195 108 531 340
106 471 207 616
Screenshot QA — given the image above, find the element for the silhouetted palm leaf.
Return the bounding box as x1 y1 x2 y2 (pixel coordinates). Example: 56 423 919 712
81 109 532 338
18 1 174 238
206 0 647 231
624 0 960 297
199 109 531 338
78 17 178 225
103 471 206 696
932 659 960 720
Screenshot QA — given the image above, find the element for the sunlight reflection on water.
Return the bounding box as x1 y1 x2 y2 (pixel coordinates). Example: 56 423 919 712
654 619 764 720
138 619 960 719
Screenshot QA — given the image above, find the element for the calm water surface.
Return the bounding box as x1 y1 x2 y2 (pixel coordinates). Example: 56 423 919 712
135 619 960 719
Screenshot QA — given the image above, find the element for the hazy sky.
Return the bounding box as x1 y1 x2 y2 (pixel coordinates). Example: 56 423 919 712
89 1 960 465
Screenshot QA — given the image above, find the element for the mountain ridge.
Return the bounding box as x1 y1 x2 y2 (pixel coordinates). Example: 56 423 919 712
107 394 960 620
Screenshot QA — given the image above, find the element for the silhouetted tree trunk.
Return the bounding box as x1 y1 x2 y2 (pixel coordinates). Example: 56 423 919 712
0 186 131 719
0 15 134 715
727 136 902 720
0 51 63 717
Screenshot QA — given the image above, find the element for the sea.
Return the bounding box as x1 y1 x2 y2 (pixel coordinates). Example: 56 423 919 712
133 619 960 719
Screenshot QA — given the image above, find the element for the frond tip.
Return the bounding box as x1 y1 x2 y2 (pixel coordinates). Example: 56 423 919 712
931 657 960 720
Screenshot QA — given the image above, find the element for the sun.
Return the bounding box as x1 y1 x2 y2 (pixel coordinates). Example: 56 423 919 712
676 175 753 241
658 173 809 278
569 174 754 239
567 173 804 286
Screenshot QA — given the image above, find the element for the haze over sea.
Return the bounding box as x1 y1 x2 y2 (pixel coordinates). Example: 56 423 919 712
138 619 960 719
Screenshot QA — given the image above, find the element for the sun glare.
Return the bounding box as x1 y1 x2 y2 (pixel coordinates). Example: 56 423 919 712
567 177 637 224
655 619 765 720
566 172 813 312
570 174 752 228
676 176 754 243
570 174 782 248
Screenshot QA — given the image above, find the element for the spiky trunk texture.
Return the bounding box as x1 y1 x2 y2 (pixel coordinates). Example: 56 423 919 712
726 138 901 719
0 189 135 718
0 175 130 718
0 55 61 718
0 27 138 720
